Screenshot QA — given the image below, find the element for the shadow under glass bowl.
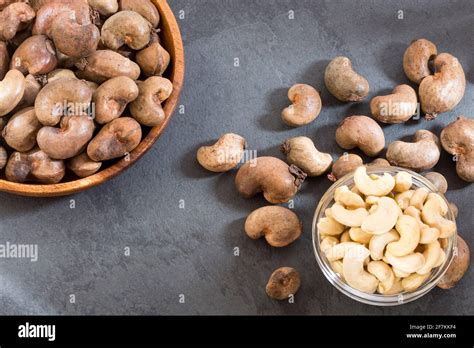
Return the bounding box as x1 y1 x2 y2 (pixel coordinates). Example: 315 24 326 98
312 166 457 306
0 0 185 197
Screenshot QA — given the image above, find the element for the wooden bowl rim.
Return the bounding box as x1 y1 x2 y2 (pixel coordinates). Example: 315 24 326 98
0 0 185 197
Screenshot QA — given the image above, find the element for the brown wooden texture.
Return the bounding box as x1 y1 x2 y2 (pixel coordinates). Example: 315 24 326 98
0 0 185 197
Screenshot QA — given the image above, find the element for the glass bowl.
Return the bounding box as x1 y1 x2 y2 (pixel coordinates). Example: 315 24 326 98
312 166 457 306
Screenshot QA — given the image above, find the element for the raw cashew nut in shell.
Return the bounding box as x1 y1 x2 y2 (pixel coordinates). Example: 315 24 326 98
281 84 322 127
197 133 246 173
281 136 332 176
0 69 25 116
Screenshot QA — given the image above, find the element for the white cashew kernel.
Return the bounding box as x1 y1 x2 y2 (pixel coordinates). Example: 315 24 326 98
349 227 372 244
331 260 344 277
394 190 414 210
354 166 395 196
365 195 380 205
342 245 379 293
392 267 411 278
384 251 425 274
409 187 429 210
334 185 365 208
361 197 401 235
340 230 351 243
401 272 430 292
404 206 440 244
317 216 345 236
320 236 339 253
324 242 361 261
394 171 413 192
369 229 399 260
383 278 405 295
331 202 369 227
421 193 456 238
367 261 395 293
386 215 420 256
417 241 442 275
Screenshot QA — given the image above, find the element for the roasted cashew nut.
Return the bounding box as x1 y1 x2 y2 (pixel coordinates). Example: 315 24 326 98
0 69 25 116
281 84 322 127
197 133 246 173
342 245 378 293
235 156 306 204
386 215 420 256
354 166 395 196
335 116 385 157
244 206 301 247
361 197 401 235
370 84 418 124
387 130 440 172
281 136 332 177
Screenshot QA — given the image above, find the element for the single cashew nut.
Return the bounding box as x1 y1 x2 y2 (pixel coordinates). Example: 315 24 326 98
235 156 306 204
401 272 430 292
34 77 92 126
12 74 42 113
10 35 58 75
5 147 65 184
87 117 142 162
416 241 442 275
67 152 102 178
370 84 418 124
129 76 173 127
361 197 401 235
440 116 474 182
437 235 470 289
101 11 152 50
0 69 25 116
245 206 301 247
37 115 95 160
387 130 441 172
335 116 385 157
404 206 440 244
93 76 139 124
331 202 369 227
2 107 42 152
383 278 405 295
0 3 35 41
120 0 160 28
421 193 456 238
394 190 414 210
88 0 118 16
280 136 332 176
369 230 400 261
403 39 437 84
392 267 410 278
325 56 369 102
281 84 322 127
409 187 429 210
334 185 365 208
367 261 395 294
317 215 345 236
384 251 425 274
354 166 395 196
265 267 301 300
320 236 339 254
423 171 448 194
324 242 361 262
386 215 420 256
197 133 246 173
329 153 363 180
349 227 372 244
136 32 170 77
419 53 465 120
340 230 351 243
343 245 378 293
394 171 413 192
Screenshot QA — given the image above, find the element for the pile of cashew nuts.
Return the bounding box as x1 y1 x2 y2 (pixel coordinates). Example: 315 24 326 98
196 37 471 301
319 166 458 294
0 0 172 183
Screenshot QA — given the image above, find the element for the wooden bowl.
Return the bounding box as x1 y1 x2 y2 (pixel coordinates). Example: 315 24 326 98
0 0 184 197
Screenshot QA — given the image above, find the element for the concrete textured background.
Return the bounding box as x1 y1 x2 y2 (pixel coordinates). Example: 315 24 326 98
0 0 472 315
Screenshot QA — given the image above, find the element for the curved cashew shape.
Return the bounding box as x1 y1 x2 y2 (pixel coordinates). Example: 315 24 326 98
281 84 322 127
349 227 372 244
281 136 332 176
340 230 351 243
334 185 365 208
330 203 368 227
394 190 414 210
335 116 385 157
354 166 395 196
401 272 430 292
421 193 456 238
320 236 339 254
342 245 379 293
394 172 413 192
324 242 360 262
409 187 429 210
317 216 345 236
384 251 425 274
370 84 418 124
325 56 370 102
197 133 246 172
404 206 440 244
331 260 344 278
403 39 437 84
361 197 401 235
101 11 152 50
0 69 26 116
386 215 420 256
367 261 395 293
383 278 404 295
244 206 302 247
369 229 399 260
417 241 442 275
393 267 410 278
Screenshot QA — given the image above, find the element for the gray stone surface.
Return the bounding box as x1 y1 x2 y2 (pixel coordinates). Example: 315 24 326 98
0 0 472 315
